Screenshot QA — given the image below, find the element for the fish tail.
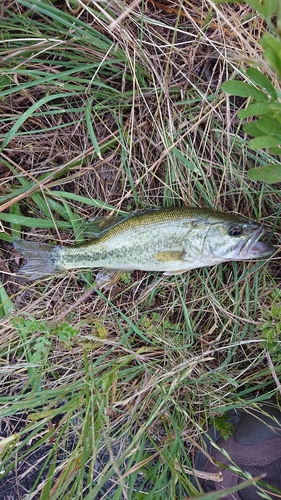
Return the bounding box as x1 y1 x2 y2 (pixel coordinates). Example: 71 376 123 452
13 240 62 280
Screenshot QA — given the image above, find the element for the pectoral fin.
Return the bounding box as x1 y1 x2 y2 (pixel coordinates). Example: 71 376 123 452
96 268 133 289
153 251 183 262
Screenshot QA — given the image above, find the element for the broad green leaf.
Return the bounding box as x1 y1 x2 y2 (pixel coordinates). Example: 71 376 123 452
269 102 281 121
222 81 269 101
237 102 272 119
236 0 280 20
268 146 281 154
255 118 281 138
215 0 278 11
243 122 265 137
246 68 277 99
261 34 281 80
249 136 281 149
248 165 281 184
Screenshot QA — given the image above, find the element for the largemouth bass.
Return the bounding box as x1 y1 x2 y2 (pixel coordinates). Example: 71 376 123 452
13 207 275 285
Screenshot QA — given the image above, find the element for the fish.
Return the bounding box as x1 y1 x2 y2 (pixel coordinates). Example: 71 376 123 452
13 207 275 286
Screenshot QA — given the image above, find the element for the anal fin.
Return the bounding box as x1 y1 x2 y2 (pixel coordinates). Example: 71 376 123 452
163 270 187 276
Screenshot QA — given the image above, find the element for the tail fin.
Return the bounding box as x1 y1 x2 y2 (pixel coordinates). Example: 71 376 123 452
13 240 61 280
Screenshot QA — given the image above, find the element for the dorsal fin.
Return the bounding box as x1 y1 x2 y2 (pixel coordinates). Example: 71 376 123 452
78 215 125 240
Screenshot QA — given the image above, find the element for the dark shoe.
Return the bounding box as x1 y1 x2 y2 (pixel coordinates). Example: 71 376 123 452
194 401 281 499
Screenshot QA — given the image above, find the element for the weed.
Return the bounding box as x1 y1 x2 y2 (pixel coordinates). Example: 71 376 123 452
220 0 281 183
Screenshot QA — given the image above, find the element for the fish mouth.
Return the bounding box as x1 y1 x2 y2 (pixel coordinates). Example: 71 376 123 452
237 226 275 260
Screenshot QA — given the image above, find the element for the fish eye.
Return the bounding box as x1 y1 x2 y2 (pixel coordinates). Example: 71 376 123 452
228 224 243 237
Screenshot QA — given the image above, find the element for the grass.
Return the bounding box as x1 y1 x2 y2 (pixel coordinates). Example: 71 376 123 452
0 0 280 498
